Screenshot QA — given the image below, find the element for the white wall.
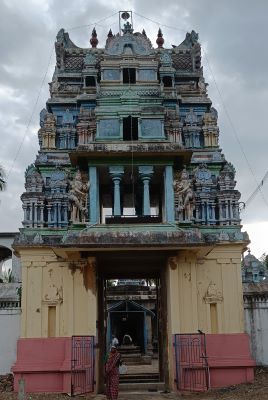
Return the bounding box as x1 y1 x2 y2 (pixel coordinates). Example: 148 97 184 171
0 233 21 281
244 296 268 365
0 308 21 374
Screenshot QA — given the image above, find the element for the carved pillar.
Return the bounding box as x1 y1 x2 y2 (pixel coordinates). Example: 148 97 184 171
71 129 76 148
32 202 37 227
35 203 39 227
138 166 154 216
57 202 61 226
206 202 209 224
26 203 31 224
218 201 222 224
201 201 205 224
203 131 209 147
63 202 68 226
164 166 175 223
50 131 56 149
211 204 216 223
225 200 229 222
52 203 56 226
214 131 219 146
234 202 240 223
119 118 123 139
109 166 124 216
89 166 99 224
229 199 233 222
138 118 141 138
40 204 44 227
195 201 199 222
96 121 100 138
22 204 27 225
47 204 52 226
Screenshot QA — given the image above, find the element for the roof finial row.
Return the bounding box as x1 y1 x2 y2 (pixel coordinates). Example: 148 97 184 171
89 26 165 48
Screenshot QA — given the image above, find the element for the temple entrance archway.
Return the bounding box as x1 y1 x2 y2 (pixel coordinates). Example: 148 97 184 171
96 251 171 393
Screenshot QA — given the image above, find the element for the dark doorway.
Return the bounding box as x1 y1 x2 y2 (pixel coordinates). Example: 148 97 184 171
123 68 136 84
110 311 145 351
123 116 138 140
162 76 173 87
85 76 96 87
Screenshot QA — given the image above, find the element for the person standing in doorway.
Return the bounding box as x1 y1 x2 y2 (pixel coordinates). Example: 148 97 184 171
111 334 119 348
105 345 121 400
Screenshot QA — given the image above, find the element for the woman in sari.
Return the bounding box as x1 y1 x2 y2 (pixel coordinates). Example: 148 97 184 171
105 345 121 400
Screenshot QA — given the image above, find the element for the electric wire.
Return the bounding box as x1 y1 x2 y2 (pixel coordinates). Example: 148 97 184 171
133 11 268 211
203 52 268 210
6 42 54 181
4 12 120 185
133 11 187 33
243 170 268 210
67 12 118 31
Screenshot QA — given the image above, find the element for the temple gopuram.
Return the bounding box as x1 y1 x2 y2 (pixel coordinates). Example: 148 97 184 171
13 11 255 395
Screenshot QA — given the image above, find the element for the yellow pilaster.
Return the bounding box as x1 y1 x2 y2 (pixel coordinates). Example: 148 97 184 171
19 248 97 338
167 244 244 336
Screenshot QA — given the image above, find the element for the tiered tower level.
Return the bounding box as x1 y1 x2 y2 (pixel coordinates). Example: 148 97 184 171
17 22 246 245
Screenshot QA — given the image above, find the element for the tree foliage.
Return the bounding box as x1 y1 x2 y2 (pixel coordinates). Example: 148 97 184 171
259 253 268 269
0 268 15 283
0 165 6 191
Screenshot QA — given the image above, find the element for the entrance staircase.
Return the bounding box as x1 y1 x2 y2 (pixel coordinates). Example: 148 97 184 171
118 345 152 365
120 372 164 391
118 345 164 392
120 371 164 392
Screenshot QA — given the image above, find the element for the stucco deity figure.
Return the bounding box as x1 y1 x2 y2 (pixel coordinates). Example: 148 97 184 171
69 170 89 223
173 168 195 222
198 76 207 94
49 79 60 96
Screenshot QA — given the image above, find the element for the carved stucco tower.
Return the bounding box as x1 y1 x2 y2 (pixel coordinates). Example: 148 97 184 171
13 13 254 394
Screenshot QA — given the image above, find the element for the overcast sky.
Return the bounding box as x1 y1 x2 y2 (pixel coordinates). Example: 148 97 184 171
0 0 267 257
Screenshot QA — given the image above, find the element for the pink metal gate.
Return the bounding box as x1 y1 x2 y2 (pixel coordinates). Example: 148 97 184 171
71 336 95 396
173 333 209 392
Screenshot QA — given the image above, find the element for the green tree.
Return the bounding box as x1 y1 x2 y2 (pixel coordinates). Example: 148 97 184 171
0 165 6 191
260 253 268 269
0 268 15 283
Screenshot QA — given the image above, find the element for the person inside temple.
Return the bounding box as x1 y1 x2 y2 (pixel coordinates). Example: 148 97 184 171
122 334 133 345
111 335 119 348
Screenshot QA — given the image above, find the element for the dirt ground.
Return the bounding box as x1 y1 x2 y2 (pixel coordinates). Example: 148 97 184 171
0 368 268 400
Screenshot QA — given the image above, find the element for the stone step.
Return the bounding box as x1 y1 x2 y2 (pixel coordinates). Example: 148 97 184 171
119 348 141 354
122 355 152 365
120 374 160 383
121 377 160 382
121 372 159 378
124 360 152 366
121 353 142 358
119 381 165 392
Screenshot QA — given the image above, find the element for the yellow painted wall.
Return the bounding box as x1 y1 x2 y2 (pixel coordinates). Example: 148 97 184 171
20 245 244 339
19 249 97 338
166 244 245 388
19 243 245 391
167 245 244 336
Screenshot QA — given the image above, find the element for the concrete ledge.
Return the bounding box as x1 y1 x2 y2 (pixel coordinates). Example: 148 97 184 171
12 337 72 393
206 333 255 388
